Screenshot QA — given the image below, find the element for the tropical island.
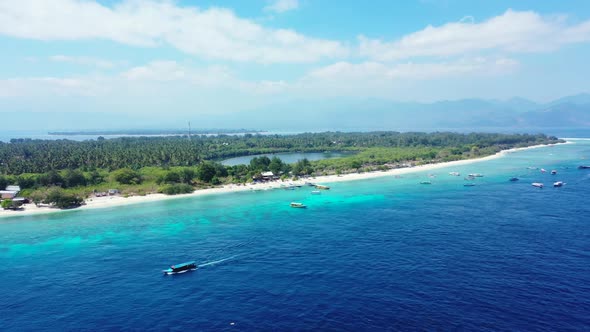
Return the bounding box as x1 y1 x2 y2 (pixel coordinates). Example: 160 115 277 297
47 128 262 136
0 131 562 213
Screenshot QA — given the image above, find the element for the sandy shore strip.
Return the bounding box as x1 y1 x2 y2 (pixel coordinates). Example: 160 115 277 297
0 141 570 219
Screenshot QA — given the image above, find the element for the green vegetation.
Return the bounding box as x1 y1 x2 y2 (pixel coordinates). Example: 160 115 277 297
160 183 195 195
112 168 142 185
0 132 562 208
44 187 84 209
1 199 20 210
0 132 560 174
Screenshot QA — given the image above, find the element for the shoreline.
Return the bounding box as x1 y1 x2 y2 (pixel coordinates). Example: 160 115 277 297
0 141 569 219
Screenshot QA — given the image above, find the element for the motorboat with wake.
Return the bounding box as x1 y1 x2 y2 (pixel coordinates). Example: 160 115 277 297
163 261 197 275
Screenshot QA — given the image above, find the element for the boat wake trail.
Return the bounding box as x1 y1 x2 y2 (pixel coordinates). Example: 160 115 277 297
200 255 239 268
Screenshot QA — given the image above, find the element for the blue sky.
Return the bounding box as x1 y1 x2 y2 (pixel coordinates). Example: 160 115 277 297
0 0 589 127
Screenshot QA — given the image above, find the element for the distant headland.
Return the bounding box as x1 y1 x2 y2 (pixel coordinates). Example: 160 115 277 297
48 129 263 136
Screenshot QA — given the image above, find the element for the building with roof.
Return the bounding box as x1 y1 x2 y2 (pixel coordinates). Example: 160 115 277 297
0 190 18 199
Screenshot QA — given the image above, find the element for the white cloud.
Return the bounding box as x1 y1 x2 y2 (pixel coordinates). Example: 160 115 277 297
0 0 346 63
264 0 299 13
0 77 106 97
121 61 236 87
0 56 521 100
121 61 289 95
0 61 288 98
122 61 189 81
359 9 590 61
307 57 519 81
284 57 521 100
50 55 116 69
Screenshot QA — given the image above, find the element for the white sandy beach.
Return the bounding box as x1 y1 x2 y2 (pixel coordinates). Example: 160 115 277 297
0 141 570 219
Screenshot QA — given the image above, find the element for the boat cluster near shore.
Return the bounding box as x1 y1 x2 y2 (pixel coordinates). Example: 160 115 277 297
0 142 579 219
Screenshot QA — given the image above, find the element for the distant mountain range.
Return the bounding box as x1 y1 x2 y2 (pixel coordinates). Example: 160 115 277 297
2 93 589 134
235 93 590 131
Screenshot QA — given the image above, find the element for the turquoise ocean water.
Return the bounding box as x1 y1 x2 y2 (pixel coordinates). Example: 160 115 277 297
1 140 590 330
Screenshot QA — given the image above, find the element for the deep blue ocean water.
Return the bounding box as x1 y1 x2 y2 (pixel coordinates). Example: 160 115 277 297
1 141 590 331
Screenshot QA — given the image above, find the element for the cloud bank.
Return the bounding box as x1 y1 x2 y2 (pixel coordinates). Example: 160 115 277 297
359 9 590 60
0 0 347 63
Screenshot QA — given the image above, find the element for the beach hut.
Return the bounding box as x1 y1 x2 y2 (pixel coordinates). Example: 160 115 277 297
261 171 275 180
12 197 28 204
6 185 21 192
0 190 18 199
1 185 21 199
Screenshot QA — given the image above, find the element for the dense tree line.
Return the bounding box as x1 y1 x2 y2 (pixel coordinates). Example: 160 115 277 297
0 132 563 204
0 132 560 175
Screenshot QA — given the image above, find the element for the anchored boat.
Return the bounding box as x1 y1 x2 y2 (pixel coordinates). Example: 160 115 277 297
532 182 544 188
553 181 564 187
290 202 307 208
163 261 197 275
315 184 330 190
509 177 519 182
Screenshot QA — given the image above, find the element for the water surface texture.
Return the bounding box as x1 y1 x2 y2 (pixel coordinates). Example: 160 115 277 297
1 141 590 330
220 151 355 166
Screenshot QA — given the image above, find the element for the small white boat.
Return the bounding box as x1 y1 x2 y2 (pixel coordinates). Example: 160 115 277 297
311 190 321 195
469 173 484 177
532 182 544 188
449 172 461 176
540 168 547 173
290 202 307 208
553 181 564 187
